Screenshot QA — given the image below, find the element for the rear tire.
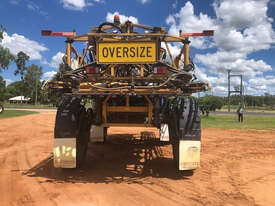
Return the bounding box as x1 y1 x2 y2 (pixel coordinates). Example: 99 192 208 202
167 97 201 170
54 95 91 168
76 106 90 168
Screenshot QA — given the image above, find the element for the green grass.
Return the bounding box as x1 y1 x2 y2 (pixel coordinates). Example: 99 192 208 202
201 114 275 130
3 102 56 109
0 110 38 119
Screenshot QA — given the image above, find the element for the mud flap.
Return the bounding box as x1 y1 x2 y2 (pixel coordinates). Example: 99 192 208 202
159 124 169 141
166 96 201 171
179 140 200 170
54 138 76 168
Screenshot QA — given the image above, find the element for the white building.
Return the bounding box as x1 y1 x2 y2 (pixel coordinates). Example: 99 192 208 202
8 96 31 104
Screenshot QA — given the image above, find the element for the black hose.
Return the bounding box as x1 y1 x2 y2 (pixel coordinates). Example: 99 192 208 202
97 22 122 33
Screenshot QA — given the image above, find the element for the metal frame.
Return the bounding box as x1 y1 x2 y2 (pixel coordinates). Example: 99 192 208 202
102 94 153 126
227 70 244 112
42 21 214 128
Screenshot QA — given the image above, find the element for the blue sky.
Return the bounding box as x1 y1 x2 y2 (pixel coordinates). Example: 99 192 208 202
0 0 274 95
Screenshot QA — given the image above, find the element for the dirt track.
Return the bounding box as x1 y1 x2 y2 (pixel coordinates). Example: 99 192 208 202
0 111 275 206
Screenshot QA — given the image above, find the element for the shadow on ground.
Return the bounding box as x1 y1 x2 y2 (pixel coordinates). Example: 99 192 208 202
23 132 193 184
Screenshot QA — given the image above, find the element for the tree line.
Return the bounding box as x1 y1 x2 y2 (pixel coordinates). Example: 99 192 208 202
198 93 275 115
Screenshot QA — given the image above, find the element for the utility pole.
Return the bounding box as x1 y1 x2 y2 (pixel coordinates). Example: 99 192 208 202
228 70 231 112
35 71 38 105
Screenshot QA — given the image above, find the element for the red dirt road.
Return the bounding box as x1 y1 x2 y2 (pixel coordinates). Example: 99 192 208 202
0 111 275 206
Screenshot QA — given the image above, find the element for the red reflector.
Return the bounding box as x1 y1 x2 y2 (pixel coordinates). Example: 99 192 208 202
85 66 98 74
154 66 166 74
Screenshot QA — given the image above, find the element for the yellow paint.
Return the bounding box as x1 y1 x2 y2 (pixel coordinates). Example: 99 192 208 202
97 42 157 63
53 138 76 168
110 65 115 76
140 64 144 77
101 123 154 127
102 95 111 123
107 106 148 112
66 42 71 66
184 38 190 66
179 140 201 170
144 96 153 124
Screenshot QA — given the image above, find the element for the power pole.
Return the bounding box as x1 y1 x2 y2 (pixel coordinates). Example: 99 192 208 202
228 70 231 112
35 72 38 105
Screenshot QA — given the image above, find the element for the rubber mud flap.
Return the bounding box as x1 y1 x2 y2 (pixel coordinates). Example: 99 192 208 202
54 95 82 139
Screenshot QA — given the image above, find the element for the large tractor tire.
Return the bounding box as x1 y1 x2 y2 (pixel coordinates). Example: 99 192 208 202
0 103 4 114
54 95 91 168
167 97 201 171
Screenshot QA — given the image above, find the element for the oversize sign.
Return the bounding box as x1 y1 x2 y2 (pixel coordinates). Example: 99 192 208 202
97 42 157 64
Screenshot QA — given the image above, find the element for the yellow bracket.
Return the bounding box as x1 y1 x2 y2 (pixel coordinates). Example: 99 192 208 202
144 96 153 124
102 95 111 123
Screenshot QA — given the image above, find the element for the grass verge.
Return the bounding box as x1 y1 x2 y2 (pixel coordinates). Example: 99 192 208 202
201 114 275 130
0 110 38 119
3 102 56 109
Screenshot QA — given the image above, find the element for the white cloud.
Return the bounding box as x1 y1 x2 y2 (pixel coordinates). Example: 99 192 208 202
49 52 65 69
166 0 275 95
43 71 57 80
106 12 138 24
166 1 216 49
195 51 272 77
161 42 181 59
213 86 227 93
214 0 270 29
139 0 149 4
247 76 275 94
60 0 92 11
1 32 48 60
4 79 13 86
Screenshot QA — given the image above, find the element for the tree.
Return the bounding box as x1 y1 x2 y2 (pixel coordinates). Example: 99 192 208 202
24 64 43 104
14 51 30 80
0 76 6 101
199 95 224 116
42 63 66 106
0 47 14 71
5 81 26 99
0 25 14 72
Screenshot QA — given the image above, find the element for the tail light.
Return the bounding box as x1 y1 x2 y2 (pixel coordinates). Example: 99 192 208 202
154 66 167 74
85 66 99 74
